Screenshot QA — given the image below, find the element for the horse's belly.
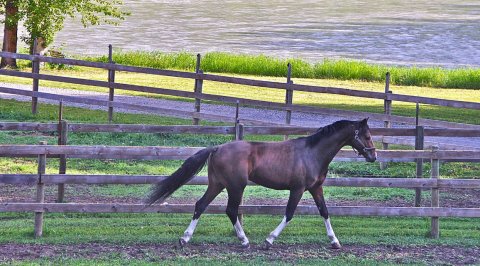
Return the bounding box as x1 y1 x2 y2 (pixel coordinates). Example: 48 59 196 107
248 172 292 190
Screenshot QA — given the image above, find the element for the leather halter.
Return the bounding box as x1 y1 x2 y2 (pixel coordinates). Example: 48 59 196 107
352 129 376 156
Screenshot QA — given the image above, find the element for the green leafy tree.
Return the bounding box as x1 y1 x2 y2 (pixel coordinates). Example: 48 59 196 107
1 0 129 68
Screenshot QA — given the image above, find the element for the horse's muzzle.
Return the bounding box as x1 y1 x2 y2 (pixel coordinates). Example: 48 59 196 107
363 149 377 162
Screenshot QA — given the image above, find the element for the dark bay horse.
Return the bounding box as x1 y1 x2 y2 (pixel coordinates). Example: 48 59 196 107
145 118 377 249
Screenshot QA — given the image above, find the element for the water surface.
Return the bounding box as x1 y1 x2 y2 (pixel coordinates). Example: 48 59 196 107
48 0 480 67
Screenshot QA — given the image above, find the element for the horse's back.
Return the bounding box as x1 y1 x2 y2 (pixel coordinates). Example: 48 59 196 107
215 140 294 162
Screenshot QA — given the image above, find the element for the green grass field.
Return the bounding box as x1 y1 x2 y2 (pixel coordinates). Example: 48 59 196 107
1 99 479 265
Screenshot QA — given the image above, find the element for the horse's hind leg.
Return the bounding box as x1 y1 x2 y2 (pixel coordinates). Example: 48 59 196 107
264 188 304 249
179 182 224 246
309 185 341 249
226 186 250 248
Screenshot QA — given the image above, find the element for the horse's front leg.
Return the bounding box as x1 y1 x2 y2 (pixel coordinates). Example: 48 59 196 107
263 188 304 249
225 186 250 248
309 185 341 249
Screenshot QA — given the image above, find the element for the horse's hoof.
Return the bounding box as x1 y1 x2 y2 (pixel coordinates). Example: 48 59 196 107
178 238 187 248
330 241 342 249
261 240 273 250
241 242 250 249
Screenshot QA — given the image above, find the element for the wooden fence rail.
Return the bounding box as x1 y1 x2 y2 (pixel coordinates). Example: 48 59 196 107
1 121 480 137
1 144 479 161
2 174 480 189
1 121 479 164
2 203 480 218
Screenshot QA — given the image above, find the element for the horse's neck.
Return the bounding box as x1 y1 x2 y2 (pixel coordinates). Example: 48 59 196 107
312 127 352 166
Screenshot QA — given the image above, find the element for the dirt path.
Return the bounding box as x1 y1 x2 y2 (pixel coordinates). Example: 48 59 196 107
1 82 479 150
1 242 478 265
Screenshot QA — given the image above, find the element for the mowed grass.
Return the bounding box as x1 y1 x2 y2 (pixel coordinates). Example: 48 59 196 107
1 212 479 247
1 64 479 125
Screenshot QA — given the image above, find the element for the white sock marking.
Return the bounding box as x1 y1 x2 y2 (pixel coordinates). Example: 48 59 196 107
324 218 339 245
266 216 289 244
234 219 249 246
180 218 198 243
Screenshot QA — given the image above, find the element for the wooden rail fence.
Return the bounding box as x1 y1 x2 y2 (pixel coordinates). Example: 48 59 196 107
1 120 480 206
1 120 480 239
1 143 480 239
1 51 479 129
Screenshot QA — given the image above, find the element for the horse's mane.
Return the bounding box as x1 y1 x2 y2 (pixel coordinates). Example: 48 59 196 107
304 120 353 147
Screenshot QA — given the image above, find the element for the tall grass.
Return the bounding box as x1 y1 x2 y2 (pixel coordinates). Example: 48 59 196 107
83 51 480 89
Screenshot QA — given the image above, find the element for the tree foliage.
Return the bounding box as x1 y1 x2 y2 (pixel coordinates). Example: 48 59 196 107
0 0 21 27
1 0 129 49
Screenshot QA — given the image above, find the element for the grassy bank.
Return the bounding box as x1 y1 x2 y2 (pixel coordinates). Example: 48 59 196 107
82 51 480 89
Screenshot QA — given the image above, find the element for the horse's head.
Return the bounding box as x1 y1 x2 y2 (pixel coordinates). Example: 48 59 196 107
349 118 377 162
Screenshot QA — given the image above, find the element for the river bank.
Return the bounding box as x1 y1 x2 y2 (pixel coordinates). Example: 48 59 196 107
79 50 480 90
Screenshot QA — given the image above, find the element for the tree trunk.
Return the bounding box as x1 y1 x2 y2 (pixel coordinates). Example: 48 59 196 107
1 0 19 68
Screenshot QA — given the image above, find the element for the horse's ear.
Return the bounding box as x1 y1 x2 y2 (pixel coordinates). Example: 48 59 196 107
360 117 369 125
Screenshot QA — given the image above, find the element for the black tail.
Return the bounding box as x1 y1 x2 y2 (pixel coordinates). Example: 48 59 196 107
145 147 216 205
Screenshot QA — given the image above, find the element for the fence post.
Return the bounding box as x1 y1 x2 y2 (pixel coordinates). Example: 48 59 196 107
234 100 240 132
57 119 68 203
193 54 203 125
108 44 116 123
235 122 244 142
31 38 40 114
414 104 424 207
284 63 293 140
414 125 424 206
235 122 245 224
430 145 440 239
34 141 46 238
380 72 391 170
